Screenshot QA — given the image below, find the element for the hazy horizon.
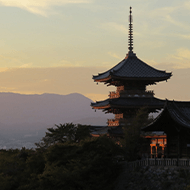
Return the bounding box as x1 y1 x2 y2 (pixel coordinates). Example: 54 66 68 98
0 92 112 149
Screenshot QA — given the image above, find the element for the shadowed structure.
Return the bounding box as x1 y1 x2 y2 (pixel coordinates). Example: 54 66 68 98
143 100 190 158
91 7 172 132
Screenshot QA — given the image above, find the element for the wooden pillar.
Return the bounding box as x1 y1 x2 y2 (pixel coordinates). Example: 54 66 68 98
166 133 169 158
162 146 164 158
178 133 180 158
156 138 158 158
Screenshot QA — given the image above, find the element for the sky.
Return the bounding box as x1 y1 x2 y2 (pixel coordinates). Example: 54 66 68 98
0 0 190 101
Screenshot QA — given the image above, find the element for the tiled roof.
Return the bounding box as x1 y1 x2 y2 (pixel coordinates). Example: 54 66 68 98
108 126 123 136
167 101 190 129
90 126 108 136
91 97 165 109
93 53 172 82
142 100 190 131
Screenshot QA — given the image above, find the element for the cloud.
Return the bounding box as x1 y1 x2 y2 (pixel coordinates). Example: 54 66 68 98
167 48 190 69
149 6 178 18
52 59 86 67
20 63 33 68
142 59 159 66
103 22 128 34
107 52 121 60
0 68 9 72
0 67 115 96
148 4 190 31
177 34 190 40
184 1 190 11
176 48 190 60
164 14 189 30
0 0 92 16
138 40 165 49
135 4 189 38
102 21 145 39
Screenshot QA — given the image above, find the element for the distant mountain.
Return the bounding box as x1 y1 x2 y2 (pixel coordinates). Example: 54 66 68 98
73 117 110 126
0 92 113 149
0 92 112 126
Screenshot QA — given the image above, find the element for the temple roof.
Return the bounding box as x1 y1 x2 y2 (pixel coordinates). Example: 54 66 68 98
90 126 108 137
108 126 123 136
93 53 172 84
91 97 165 110
142 100 190 132
93 7 172 85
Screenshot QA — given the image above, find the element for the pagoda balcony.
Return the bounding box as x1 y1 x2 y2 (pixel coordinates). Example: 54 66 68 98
107 118 126 127
115 113 123 119
109 91 120 99
107 119 119 126
109 90 154 99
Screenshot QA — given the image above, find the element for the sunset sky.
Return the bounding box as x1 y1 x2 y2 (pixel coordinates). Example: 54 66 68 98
0 0 190 101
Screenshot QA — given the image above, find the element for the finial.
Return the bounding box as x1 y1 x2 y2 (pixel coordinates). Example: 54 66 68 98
128 6 133 52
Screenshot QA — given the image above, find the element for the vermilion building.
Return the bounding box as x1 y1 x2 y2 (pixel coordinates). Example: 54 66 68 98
143 100 190 158
144 133 167 158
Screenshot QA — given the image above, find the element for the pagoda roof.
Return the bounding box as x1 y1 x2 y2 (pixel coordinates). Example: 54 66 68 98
108 126 123 136
93 53 172 84
91 97 165 110
142 100 190 132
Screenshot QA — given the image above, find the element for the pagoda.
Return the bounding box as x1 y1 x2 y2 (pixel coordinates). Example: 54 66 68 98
91 7 172 129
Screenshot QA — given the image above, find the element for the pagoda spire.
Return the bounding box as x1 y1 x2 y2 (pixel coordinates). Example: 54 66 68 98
126 7 135 58
128 7 133 53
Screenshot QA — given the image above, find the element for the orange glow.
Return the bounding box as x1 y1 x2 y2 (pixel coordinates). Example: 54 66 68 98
145 135 167 158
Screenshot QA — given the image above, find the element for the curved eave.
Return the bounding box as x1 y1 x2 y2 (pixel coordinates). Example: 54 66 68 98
93 75 111 82
142 107 166 132
91 97 165 110
92 104 164 110
91 105 111 109
169 115 190 130
142 100 190 132
167 102 190 130
93 73 172 83
91 99 111 109
92 55 172 83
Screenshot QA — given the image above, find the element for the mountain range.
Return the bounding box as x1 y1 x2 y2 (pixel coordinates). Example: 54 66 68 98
0 92 113 149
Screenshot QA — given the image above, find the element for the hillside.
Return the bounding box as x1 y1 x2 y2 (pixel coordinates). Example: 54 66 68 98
0 92 112 125
0 92 113 149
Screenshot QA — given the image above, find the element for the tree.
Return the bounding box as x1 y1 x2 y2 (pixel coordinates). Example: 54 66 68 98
0 124 122 190
35 123 90 149
38 136 121 190
123 107 151 161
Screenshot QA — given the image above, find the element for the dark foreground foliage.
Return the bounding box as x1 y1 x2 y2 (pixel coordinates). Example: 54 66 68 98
0 124 122 190
35 123 91 149
122 107 152 161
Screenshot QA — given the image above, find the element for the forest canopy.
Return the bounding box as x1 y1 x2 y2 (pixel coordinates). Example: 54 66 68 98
0 123 122 190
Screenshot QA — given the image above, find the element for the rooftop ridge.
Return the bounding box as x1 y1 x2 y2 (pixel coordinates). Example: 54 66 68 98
168 101 190 124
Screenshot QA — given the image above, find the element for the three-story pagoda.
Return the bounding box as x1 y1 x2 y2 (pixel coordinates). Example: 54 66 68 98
91 7 172 128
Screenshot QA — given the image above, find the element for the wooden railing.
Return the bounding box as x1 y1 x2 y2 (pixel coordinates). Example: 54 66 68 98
115 114 123 119
107 118 126 126
128 158 190 168
109 90 155 99
107 119 120 126
109 91 120 99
